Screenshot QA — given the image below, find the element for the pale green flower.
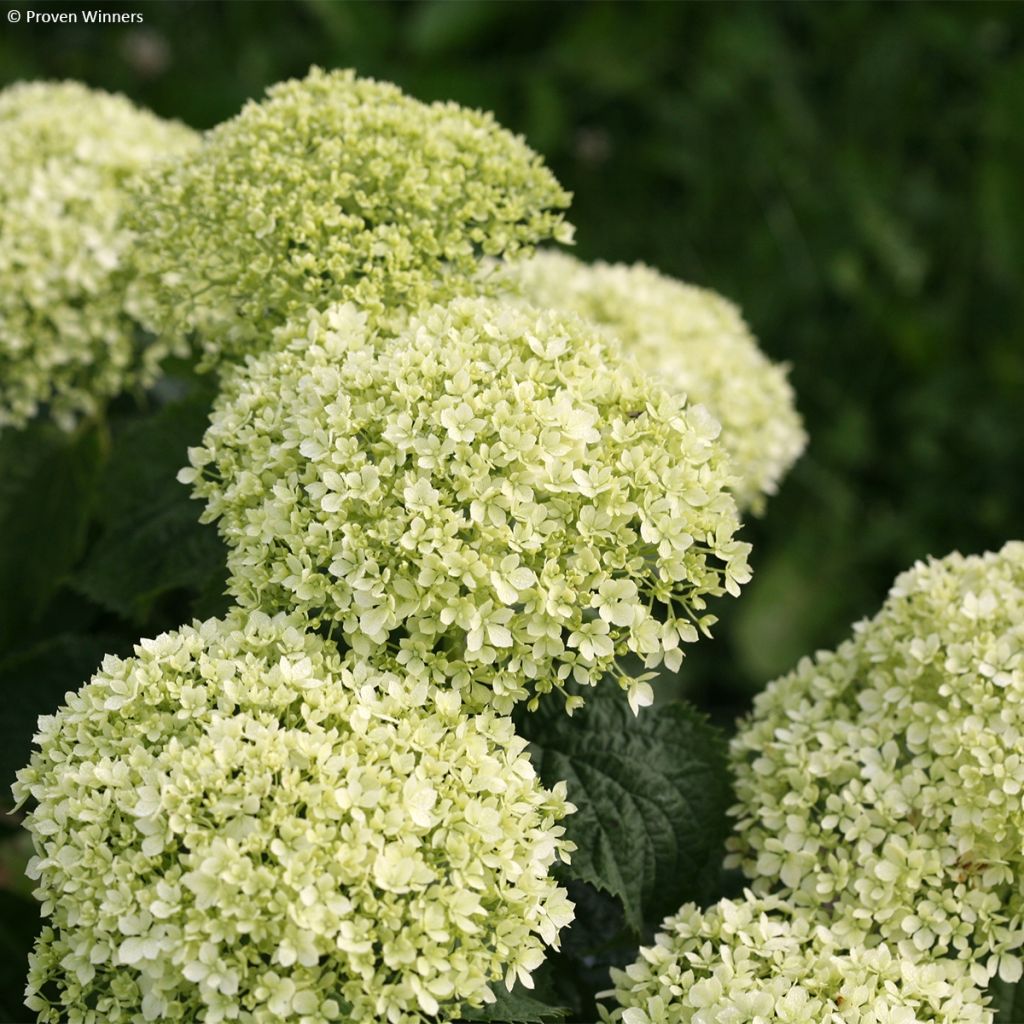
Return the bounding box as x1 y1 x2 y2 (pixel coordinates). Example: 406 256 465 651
128 66 572 369
14 611 574 1024
601 893 990 1024
0 80 198 431
499 251 806 512
728 541 1024 980
181 297 751 714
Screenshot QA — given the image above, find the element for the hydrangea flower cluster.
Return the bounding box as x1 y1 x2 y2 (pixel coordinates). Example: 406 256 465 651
0 81 198 430
601 893 990 1024
181 298 751 714
500 251 806 512
128 67 573 368
727 541 1024 980
14 611 575 1024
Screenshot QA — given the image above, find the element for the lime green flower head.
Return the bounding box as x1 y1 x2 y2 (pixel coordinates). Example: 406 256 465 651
601 893 990 1024
0 81 198 431
180 298 751 714
128 66 573 369
500 251 806 513
728 541 1024 982
14 610 574 1024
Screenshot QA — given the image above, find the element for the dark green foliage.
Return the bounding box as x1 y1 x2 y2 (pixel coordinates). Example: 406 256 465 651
0 422 105 653
0 379 229 798
462 986 569 1023
74 385 228 622
518 681 731 935
502 683 732 1022
989 977 1024 1024
0 633 124 793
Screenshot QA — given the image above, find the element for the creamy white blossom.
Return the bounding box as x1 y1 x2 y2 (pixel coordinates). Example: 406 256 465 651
728 541 1024 979
500 251 806 512
601 893 990 1024
181 298 751 713
14 611 575 1024
128 66 572 368
0 80 198 430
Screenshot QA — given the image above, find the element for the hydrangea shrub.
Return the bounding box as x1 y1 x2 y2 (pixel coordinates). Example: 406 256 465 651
128 67 573 368
180 298 751 713
0 81 198 430
500 251 806 512
14 611 575 1024
728 541 1024 981
11 62 1014 1024
601 893 991 1024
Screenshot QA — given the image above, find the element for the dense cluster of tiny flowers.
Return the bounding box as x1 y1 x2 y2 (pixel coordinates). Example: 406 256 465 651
0 80 198 430
601 893 990 1024
14 611 575 1024
500 251 806 512
128 67 573 368
727 541 1024 981
181 298 751 714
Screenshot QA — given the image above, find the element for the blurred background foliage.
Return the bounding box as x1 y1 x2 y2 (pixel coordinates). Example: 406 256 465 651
1 0 1023 1016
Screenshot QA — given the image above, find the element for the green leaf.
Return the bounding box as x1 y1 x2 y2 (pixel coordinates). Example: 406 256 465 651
518 680 732 934
74 387 227 622
461 983 569 1023
0 633 123 794
989 976 1024 1024
0 421 105 654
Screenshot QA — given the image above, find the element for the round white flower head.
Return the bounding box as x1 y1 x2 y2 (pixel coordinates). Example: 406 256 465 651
0 80 198 431
500 251 806 513
13 611 575 1024
601 893 991 1024
180 298 751 714
128 66 573 369
728 541 1024 981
